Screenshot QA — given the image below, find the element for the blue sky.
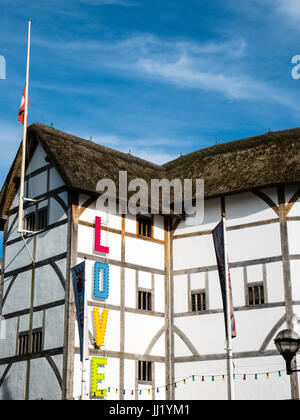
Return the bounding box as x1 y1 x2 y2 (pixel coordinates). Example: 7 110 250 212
1 0 300 256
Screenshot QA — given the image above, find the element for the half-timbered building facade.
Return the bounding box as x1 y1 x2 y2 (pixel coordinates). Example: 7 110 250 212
0 123 300 400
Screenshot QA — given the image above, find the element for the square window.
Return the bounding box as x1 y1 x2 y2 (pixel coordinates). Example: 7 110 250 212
24 207 48 232
191 291 206 312
248 284 264 306
138 290 152 311
18 328 43 356
137 215 153 238
138 361 152 382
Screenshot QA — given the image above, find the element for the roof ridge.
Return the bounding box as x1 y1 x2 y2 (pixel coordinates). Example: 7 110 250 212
1 123 300 217
163 127 300 168
29 123 166 172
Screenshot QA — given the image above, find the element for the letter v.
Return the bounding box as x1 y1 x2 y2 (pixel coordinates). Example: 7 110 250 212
93 308 109 347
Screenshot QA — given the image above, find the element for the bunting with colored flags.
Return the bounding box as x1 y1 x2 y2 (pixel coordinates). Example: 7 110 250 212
212 219 236 339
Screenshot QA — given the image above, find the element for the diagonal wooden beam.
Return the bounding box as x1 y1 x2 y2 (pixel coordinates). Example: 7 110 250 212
0 362 13 387
285 187 300 216
259 314 286 352
77 195 98 220
173 325 200 357
46 356 62 390
252 190 280 216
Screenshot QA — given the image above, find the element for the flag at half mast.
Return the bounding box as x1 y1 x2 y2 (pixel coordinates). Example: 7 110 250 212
18 83 28 125
212 219 237 339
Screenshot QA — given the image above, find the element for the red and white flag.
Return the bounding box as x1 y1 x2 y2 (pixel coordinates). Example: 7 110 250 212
18 84 28 125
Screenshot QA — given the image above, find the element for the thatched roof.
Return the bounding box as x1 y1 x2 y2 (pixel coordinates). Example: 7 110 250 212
29 123 166 194
1 123 300 217
164 127 300 199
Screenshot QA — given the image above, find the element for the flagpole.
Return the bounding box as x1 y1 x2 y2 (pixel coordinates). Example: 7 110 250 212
222 213 235 400
81 260 89 400
18 18 31 233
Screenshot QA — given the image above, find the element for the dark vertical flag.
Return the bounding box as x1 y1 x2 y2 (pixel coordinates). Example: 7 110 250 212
212 219 236 339
71 261 86 361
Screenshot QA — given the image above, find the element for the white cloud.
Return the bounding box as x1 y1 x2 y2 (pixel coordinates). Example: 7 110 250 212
75 131 180 164
32 33 300 108
34 35 252 99
92 134 183 148
130 150 177 165
135 54 262 100
276 0 300 18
